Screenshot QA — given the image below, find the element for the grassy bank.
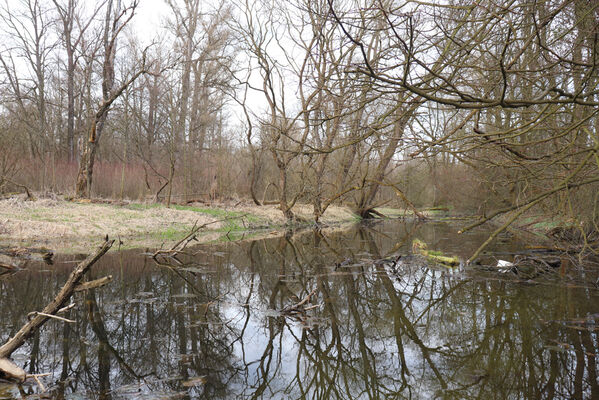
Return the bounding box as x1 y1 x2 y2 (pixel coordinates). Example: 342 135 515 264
0 195 361 252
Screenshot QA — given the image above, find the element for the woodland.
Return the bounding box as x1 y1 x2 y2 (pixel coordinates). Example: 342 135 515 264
0 0 598 245
1 0 599 394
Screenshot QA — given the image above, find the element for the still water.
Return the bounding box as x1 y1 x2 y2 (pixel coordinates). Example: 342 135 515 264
1 219 598 399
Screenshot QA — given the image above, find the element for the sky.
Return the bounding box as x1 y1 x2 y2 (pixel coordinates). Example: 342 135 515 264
132 0 170 45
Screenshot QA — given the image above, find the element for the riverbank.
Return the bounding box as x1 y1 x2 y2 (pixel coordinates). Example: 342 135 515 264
0 195 360 252
2 194 571 255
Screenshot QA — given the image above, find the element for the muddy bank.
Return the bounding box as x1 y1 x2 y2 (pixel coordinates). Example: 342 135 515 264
0 196 359 252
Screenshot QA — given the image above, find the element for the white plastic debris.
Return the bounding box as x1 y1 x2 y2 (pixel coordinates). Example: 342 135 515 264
497 260 514 268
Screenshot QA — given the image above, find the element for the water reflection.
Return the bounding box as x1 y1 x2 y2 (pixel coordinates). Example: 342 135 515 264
0 220 598 399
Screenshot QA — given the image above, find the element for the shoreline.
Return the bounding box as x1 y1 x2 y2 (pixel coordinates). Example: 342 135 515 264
0 195 563 255
0 195 362 253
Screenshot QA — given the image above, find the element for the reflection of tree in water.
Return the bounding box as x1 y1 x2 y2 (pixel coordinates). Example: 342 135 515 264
0 220 597 398
441 278 599 398
233 224 599 399
1 251 240 399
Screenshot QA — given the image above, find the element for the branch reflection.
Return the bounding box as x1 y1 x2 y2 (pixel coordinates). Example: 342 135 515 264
0 220 597 399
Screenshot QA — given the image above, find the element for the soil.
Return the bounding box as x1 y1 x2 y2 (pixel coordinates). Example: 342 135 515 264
0 195 359 252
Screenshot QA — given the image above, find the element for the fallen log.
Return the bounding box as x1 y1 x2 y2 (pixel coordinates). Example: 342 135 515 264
0 358 25 382
0 178 34 201
185 197 210 205
0 248 53 269
0 239 114 381
412 238 459 267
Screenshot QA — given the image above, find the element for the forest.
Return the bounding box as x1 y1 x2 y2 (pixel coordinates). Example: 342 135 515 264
0 0 598 242
1 0 599 397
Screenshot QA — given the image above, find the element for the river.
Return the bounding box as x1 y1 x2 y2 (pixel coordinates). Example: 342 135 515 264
1 219 598 399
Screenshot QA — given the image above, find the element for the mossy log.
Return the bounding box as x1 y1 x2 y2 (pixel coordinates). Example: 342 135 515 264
412 239 459 266
422 252 459 266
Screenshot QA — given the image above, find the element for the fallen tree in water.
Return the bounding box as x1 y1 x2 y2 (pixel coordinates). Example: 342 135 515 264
412 238 459 267
0 238 114 385
0 247 54 271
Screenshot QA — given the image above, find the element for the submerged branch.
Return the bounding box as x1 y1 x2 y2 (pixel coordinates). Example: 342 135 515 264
281 289 318 315
151 215 248 264
0 239 114 382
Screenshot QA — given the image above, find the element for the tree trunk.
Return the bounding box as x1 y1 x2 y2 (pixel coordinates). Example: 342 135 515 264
67 50 75 162
76 114 106 198
75 0 142 198
357 100 419 217
277 158 294 222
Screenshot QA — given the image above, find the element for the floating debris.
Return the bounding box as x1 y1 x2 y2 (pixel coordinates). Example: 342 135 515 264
412 238 459 266
497 260 514 268
182 376 207 387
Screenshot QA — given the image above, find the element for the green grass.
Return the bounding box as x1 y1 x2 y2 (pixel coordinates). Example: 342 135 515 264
127 202 264 232
126 203 163 210
20 210 75 223
349 212 362 221
27 212 45 221
148 226 191 241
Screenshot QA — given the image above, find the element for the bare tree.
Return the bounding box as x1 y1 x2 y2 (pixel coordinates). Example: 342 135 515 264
0 0 54 162
75 0 148 198
52 0 104 162
329 0 599 258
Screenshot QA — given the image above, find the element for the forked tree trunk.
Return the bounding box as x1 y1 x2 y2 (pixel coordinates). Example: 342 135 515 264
76 118 104 198
356 100 420 218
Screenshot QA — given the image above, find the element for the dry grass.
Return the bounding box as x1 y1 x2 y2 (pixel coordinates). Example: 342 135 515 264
0 196 359 252
232 203 358 225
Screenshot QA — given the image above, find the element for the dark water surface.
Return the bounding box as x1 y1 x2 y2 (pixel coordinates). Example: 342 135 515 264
1 220 598 399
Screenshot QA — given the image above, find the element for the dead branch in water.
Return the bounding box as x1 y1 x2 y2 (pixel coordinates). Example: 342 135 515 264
0 247 54 271
151 214 248 264
0 238 114 383
281 289 319 315
151 220 215 262
74 275 113 292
